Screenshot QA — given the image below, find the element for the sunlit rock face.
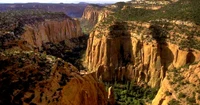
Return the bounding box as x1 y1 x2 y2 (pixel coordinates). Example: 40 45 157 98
80 4 111 33
152 61 200 105
21 18 83 49
84 21 200 87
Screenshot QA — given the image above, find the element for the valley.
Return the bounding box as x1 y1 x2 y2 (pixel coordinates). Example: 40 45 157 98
0 0 200 105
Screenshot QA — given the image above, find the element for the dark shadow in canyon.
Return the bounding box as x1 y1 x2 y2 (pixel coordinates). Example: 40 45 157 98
150 24 174 79
186 51 195 64
41 35 88 70
108 21 132 83
149 24 168 43
160 43 174 78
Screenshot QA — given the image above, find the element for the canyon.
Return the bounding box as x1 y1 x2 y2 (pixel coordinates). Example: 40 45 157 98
82 0 200 104
85 21 200 87
0 0 200 105
0 9 109 105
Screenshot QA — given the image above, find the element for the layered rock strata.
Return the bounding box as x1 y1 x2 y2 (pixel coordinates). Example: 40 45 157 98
85 21 200 87
22 18 82 48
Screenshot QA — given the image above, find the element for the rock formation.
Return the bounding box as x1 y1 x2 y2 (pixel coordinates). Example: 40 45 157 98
80 4 111 33
84 21 200 87
0 10 109 105
81 5 102 26
0 51 108 105
22 18 82 49
152 61 200 105
108 86 115 105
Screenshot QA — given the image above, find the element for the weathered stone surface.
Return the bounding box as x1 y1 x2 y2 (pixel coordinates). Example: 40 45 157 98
22 18 82 48
84 21 200 87
152 62 200 105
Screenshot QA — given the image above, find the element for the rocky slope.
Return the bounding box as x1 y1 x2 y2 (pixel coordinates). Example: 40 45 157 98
152 61 200 105
0 51 108 105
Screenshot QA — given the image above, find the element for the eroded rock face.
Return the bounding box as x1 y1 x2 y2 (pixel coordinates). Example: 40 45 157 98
80 4 110 33
84 21 200 87
152 62 200 105
0 51 107 105
21 18 82 48
81 5 101 26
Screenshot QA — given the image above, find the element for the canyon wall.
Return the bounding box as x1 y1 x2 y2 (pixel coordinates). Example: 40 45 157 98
80 4 111 33
81 5 102 26
84 21 200 87
21 18 82 48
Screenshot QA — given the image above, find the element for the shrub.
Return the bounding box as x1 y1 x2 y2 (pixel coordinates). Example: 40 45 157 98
178 92 186 98
168 99 180 105
165 91 172 96
186 96 196 104
198 95 200 100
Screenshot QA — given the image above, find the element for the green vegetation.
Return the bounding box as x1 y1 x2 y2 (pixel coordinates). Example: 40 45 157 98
42 35 88 70
198 95 200 100
165 91 172 96
98 0 200 50
109 0 200 24
105 81 158 105
179 38 200 50
178 92 186 98
149 23 168 42
168 99 180 105
186 96 196 104
166 62 200 104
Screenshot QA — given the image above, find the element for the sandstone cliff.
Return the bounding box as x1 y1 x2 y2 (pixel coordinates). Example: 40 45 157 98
80 4 111 33
0 51 108 105
81 5 102 26
21 18 82 48
0 10 83 50
152 61 200 105
84 21 200 87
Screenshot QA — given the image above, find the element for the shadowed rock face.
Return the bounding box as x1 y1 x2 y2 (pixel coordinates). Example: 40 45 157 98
0 51 108 105
84 21 200 87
